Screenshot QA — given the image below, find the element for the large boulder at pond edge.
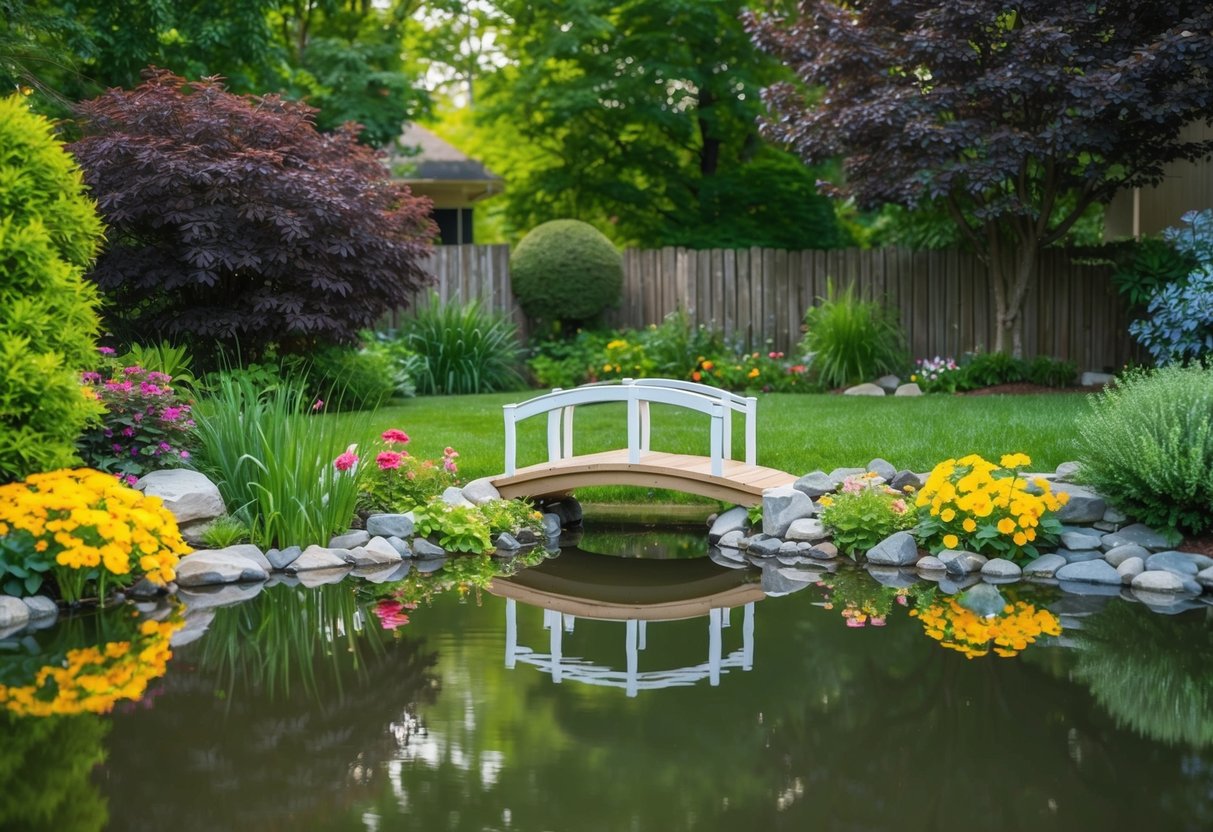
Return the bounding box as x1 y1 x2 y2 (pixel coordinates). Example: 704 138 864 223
175 549 269 587
762 486 815 538
865 532 920 566
135 469 225 526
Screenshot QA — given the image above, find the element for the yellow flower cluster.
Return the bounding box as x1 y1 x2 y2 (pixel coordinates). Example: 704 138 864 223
915 453 1068 557
0 616 184 716
909 597 1062 659
0 468 190 593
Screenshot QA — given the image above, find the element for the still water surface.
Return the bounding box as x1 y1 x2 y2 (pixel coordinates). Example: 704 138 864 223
5 524 1213 831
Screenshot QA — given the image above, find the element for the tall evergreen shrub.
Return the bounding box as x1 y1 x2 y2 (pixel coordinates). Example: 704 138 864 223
0 96 104 481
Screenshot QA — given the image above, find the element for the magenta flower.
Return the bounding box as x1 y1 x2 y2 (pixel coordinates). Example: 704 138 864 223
312 399 324 411
381 428 410 445
82 371 102 383
97 346 116 355
376 451 404 470
162 406 182 421
374 599 411 630
334 445 359 472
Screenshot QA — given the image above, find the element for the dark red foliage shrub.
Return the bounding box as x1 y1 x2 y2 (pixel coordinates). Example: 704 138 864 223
70 69 435 361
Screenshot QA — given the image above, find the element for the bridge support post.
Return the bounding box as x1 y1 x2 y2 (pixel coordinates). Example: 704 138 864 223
504 598 517 669
708 607 722 686
626 618 639 698
742 602 755 671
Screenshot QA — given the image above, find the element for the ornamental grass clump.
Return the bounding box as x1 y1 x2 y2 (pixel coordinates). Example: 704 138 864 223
799 281 906 389
915 453 1067 562
819 473 917 557
0 468 188 603
395 294 523 395
1075 363 1213 535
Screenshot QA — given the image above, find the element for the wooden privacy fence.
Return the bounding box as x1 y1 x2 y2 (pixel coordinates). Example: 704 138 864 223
389 244 1140 371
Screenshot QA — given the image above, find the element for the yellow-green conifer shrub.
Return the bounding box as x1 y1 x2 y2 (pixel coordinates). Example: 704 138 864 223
0 96 105 481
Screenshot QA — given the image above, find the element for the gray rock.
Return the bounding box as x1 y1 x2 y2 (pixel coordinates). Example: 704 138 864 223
1132 570 1188 593
717 529 745 549
894 383 923 397
286 545 351 573
1057 579 1123 597
709 506 750 541
981 558 1022 579
494 532 522 552
540 513 563 536
0 596 30 629
866 565 920 588
938 575 981 594
890 470 923 492
1197 566 1213 589
1080 371 1114 387
1101 523 1173 552
874 374 901 393
176 550 269 586
21 595 58 621
828 467 867 487
792 471 836 498
1051 483 1107 524
366 513 415 539
178 518 217 548
916 555 946 572
865 532 920 566
171 610 215 647
747 537 784 558
352 564 406 583
1117 557 1145 584
1053 461 1083 482
785 518 830 543
811 541 839 559
414 557 447 574
266 545 303 570
1055 559 1121 585
216 543 271 573
516 528 538 545
762 486 816 538
441 486 475 508
178 582 264 611
1133 589 1204 612
760 564 814 597
545 497 583 527
1147 550 1213 576
347 538 403 567
1102 505 1129 524
329 530 371 549
135 469 226 525
1023 553 1068 578
386 536 413 557
1060 531 1103 550
709 547 748 569
959 583 1006 618
940 550 988 575
1104 544 1149 568
126 578 167 600
1059 549 1103 564
778 541 802 557
461 477 502 506
867 458 897 480
296 567 350 588
843 383 885 396
412 539 446 558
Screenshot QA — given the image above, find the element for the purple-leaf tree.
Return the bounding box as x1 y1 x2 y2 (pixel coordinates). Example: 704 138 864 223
70 69 436 361
746 2 1213 355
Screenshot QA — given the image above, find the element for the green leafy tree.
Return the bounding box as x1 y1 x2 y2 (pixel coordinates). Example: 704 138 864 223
475 0 846 248
0 95 104 482
747 1 1213 356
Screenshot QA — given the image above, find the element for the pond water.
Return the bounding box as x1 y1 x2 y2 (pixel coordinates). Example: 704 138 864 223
4 522 1213 831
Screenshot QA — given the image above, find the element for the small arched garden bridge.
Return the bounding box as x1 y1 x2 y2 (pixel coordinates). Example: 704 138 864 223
490 379 796 505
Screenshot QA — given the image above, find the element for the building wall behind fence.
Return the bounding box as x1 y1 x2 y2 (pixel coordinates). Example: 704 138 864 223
395 244 1141 372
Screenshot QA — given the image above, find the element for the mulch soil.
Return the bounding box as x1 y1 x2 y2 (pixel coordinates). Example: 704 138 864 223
1179 535 1213 557
960 383 1105 396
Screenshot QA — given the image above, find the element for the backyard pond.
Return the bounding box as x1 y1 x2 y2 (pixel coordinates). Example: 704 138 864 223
4 521 1213 831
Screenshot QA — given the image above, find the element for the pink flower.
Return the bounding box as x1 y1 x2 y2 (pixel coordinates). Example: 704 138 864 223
180 450 190 459
443 447 459 459
376 451 403 470
162 406 182 421
381 428 410 445
891 499 907 514
97 346 116 355
312 399 324 411
444 459 458 474
81 371 102 383
334 445 359 472
842 477 863 494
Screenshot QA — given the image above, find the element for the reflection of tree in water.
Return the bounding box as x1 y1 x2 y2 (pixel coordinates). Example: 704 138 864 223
0 712 108 832
1073 603 1213 747
101 583 438 831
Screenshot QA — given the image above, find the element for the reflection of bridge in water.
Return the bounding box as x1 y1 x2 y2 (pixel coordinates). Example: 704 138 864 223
489 549 764 697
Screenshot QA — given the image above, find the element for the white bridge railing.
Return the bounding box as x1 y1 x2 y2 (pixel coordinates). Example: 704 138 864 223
502 379 758 477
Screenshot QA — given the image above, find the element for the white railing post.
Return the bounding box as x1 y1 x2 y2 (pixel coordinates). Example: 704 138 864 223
546 388 563 462
626 386 641 464
744 396 758 466
708 402 724 477
722 404 733 460
562 405 575 458
504 598 517 669
742 602 755 671
503 404 518 476
626 618 639 698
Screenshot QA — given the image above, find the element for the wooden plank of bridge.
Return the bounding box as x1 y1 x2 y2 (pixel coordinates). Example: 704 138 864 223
491 449 797 506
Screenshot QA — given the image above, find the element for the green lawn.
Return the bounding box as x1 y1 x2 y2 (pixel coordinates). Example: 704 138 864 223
330 390 1091 504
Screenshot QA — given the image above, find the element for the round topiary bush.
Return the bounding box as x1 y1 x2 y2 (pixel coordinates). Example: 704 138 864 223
510 219 622 325
0 96 104 482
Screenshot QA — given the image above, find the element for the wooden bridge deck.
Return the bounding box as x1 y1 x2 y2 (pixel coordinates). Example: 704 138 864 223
490 449 796 506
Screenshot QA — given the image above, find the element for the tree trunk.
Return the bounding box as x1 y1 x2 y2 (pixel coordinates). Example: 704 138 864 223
986 233 1038 358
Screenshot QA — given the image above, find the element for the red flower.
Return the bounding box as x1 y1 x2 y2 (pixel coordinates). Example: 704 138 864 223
381 428 410 445
376 451 404 470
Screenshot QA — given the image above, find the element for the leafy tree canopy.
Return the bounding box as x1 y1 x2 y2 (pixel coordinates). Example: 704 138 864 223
747 1 1213 354
69 70 436 364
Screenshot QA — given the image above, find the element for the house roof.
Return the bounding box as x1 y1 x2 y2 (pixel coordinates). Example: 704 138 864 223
391 124 501 184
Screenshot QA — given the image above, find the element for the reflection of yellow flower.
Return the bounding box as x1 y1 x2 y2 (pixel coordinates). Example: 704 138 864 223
910 597 1061 659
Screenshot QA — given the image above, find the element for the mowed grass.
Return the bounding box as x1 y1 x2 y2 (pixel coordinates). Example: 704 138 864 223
329 391 1091 504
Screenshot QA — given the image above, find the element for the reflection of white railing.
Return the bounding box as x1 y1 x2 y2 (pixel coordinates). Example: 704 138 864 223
501 379 758 477
503 599 756 698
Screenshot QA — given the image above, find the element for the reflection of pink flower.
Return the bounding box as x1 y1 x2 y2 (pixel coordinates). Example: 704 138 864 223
381 428 410 445
334 445 359 472
374 599 411 630
376 451 403 470
845 618 865 628
870 617 887 627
